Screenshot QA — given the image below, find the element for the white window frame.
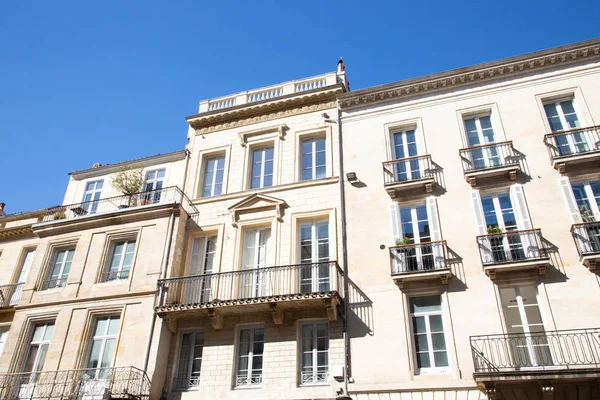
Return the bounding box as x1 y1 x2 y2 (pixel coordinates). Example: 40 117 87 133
185 235 217 304
408 295 450 375
298 220 330 292
144 168 166 191
249 145 274 189
300 136 327 181
174 330 204 390
22 322 54 373
201 154 226 197
235 326 264 388
85 316 120 379
82 180 104 214
543 98 581 133
570 180 600 222
103 240 136 282
0 326 9 359
299 321 329 386
44 248 75 290
240 227 271 298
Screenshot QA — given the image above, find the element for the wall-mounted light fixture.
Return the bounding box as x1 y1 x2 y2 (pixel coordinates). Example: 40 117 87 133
346 172 357 182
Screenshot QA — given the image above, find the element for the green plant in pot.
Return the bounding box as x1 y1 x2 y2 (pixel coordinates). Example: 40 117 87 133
111 165 144 207
53 210 66 220
395 236 412 246
579 204 596 223
487 225 503 234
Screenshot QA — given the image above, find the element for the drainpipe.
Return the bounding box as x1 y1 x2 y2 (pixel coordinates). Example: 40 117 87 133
143 208 177 373
325 103 351 398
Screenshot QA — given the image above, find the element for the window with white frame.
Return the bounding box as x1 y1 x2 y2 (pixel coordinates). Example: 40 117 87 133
463 115 501 169
0 327 9 359
11 248 35 305
185 236 217 304
570 180 600 222
103 240 135 282
175 331 204 390
236 326 264 388
543 98 590 156
299 220 330 292
142 169 166 203
301 137 326 181
390 128 422 181
82 180 103 214
201 155 225 197
22 322 54 373
85 316 120 379
250 146 274 189
240 227 271 298
42 248 74 290
300 321 329 385
409 295 449 374
564 179 600 254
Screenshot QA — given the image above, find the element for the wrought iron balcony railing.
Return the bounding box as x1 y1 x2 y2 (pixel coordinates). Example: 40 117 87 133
389 240 448 274
156 261 343 310
382 155 441 186
543 125 600 160
459 141 523 172
41 186 199 223
39 277 67 291
477 229 547 265
0 283 24 308
571 221 600 256
0 366 150 399
470 328 600 373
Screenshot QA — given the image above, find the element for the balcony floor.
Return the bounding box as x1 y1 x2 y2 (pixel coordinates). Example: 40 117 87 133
391 268 451 288
483 258 550 280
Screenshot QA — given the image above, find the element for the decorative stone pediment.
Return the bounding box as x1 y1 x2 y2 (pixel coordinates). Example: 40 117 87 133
228 194 288 227
238 123 287 147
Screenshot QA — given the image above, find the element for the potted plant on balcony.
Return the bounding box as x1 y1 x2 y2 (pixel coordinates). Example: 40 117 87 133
111 165 144 207
487 225 503 234
52 210 66 220
579 204 596 223
395 237 412 246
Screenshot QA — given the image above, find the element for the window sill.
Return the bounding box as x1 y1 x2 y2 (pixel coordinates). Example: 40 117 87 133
35 287 65 294
96 278 129 286
233 385 262 390
414 368 451 376
299 382 329 387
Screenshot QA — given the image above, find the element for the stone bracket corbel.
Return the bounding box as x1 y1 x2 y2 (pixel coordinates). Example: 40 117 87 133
324 298 338 323
208 308 223 330
166 315 179 334
270 303 284 325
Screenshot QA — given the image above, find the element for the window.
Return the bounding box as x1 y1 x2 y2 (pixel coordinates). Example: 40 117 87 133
10 248 35 305
142 169 166 203
86 316 120 378
300 322 329 385
82 180 103 214
184 236 217 304
499 286 552 367
201 155 225 197
0 327 8 359
299 220 330 292
250 146 274 189
409 295 449 374
240 228 271 298
42 248 74 290
570 180 600 222
391 129 421 181
103 240 135 282
481 193 524 262
301 137 326 181
175 331 204 390
568 180 600 254
23 323 54 373
543 99 590 156
236 327 264 388
463 115 501 169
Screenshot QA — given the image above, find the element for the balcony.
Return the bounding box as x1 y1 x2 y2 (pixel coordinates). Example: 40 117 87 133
389 241 451 288
470 329 600 383
0 283 23 310
571 221 600 271
477 229 550 279
543 125 600 173
0 366 150 399
459 141 524 187
156 262 343 330
382 155 442 197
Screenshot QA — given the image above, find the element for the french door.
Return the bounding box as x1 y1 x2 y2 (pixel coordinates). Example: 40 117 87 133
142 169 165 203
499 286 553 368
19 323 54 399
240 228 271 298
299 220 330 292
392 129 421 181
544 100 588 156
81 317 120 399
82 181 103 214
571 181 600 253
464 116 500 169
186 236 217 303
399 205 433 271
11 249 35 305
481 194 525 262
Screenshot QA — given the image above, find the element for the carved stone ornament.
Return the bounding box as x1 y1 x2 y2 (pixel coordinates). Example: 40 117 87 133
228 193 288 227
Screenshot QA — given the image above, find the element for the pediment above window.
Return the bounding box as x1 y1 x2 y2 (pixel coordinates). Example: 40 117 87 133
237 123 287 147
228 194 288 227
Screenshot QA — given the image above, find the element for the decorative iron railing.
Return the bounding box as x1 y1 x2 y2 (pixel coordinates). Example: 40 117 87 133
389 240 448 274
0 366 150 399
459 141 523 172
235 373 262 388
39 278 67 291
100 270 130 283
300 371 329 385
470 328 600 373
382 155 441 186
157 261 343 309
571 221 600 256
0 283 24 308
476 229 547 265
41 186 199 223
543 125 600 160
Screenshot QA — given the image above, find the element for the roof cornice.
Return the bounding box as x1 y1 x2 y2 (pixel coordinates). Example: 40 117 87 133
338 38 600 110
69 150 187 180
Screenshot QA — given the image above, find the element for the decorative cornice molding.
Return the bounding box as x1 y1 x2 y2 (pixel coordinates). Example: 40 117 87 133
187 88 342 134
0 225 34 241
338 39 600 110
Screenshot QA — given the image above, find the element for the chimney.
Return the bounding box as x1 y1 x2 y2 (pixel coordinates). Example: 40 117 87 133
92 163 102 169
0 202 6 217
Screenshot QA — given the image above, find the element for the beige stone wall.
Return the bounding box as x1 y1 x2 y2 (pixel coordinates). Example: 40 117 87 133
340 61 600 395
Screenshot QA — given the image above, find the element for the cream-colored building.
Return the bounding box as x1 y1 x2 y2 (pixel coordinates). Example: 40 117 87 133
338 38 600 400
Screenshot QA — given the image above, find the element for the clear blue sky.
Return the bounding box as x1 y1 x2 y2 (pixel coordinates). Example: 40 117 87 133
1 0 599 213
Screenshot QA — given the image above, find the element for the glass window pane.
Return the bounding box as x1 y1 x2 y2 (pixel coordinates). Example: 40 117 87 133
410 295 441 313
416 352 430 369
413 316 426 334
95 318 108 336
415 334 429 352
100 339 115 368
431 333 446 351
434 351 449 367
315 138 325 151
43 325 54 341
429 315 444 332
107 318 120 336
86 340 102 369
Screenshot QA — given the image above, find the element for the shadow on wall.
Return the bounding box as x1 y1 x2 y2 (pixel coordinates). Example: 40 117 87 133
347 279 374 337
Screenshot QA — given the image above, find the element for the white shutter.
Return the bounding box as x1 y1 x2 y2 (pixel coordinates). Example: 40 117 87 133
559 177 581 223
470 190 487 235
509 184 533 230
390 202 402 242
426 197 442 241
